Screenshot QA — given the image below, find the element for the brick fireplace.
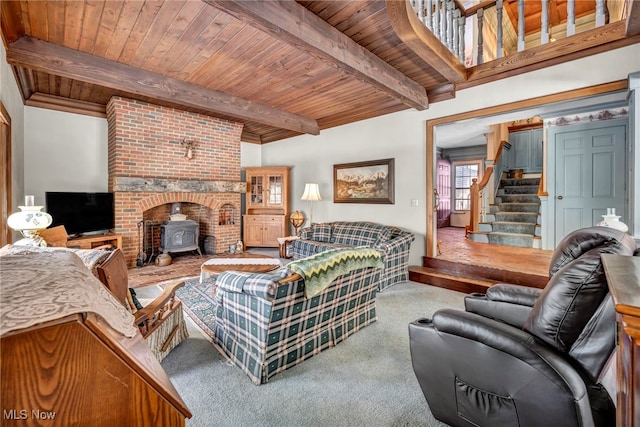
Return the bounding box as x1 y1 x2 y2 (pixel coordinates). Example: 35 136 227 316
106 97 245 266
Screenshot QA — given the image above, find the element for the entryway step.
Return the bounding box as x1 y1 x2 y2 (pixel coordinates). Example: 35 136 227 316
410 256 548 294
409 266 496 294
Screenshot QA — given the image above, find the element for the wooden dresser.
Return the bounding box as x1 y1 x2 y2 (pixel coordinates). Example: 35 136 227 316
0 250 191 426
602 254 640 427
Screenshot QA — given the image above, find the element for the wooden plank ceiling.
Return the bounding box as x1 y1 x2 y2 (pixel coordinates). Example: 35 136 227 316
1 0 639 143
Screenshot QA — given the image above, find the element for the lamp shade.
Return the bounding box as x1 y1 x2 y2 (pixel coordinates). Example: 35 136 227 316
301 183 322 201
7 206 53 231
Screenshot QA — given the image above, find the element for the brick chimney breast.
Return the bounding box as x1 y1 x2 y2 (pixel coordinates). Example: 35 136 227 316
106 97 244 266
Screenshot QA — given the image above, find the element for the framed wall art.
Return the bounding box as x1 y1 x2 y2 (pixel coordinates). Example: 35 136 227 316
333 158 394 204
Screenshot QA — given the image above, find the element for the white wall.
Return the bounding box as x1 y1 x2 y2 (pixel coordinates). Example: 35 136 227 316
24 107 108 206
240 142 262 168
0 41 26 213
261 44 640 265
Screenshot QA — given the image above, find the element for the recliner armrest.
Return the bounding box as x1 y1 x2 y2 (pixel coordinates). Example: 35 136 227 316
464 284 543 328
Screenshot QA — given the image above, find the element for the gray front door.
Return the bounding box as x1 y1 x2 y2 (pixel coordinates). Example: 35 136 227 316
554 121 627 244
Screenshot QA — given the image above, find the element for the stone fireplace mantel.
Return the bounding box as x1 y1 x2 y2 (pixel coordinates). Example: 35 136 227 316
113 177 247 193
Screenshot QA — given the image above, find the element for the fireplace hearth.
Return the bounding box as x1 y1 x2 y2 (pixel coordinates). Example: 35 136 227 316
160 220 202 256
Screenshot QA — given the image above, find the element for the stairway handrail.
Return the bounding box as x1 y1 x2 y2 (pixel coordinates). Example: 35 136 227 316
468 140 510 235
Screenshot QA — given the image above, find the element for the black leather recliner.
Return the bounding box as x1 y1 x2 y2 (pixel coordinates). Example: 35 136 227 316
409 227 637 427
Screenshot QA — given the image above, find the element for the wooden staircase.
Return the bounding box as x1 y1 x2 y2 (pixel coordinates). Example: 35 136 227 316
409 256 548 295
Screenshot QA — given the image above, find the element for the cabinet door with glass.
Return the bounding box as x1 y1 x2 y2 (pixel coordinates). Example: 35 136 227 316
245 167 290 213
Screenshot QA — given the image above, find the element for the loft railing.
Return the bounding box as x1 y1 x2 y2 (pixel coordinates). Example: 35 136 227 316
409 0 622 67
466 140 511 235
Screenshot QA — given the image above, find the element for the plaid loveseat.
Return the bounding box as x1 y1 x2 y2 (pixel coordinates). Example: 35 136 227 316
289 221 415 291
213 249 382 384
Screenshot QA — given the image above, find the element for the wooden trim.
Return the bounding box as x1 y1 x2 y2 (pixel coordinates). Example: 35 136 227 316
462 0 498 17
385 0 467 84
203 0 429 110
427 80 628 128
0 101 11 246
26 93 106 118
6 36 320 136
427 80 628 254
464 22 640 88
537 171 548 197
426 121 436 258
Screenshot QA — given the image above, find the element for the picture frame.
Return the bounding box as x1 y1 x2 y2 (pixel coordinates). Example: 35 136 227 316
333 158 395 204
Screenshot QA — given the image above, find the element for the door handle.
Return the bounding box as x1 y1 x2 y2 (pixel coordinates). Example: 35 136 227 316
557 195 564 200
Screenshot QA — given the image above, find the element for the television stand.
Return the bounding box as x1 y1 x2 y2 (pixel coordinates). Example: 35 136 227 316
66 233 122 250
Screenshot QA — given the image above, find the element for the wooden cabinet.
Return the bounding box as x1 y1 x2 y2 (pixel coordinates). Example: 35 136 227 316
244 215 287 247
244 167 290 247
603 254 640 427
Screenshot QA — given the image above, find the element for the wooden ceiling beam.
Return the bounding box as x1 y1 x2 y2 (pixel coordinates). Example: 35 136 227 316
385 0 467 84
6 36 320 135
202 0 429 110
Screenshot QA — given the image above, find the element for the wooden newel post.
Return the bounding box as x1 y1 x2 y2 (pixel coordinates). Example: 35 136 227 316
469 177 480 233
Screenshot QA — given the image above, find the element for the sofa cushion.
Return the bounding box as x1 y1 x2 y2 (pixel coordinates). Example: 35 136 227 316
332 222 390 246
312 223 332 243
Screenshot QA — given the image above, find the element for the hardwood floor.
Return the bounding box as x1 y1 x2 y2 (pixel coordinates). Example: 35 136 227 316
436 227 552 276
410 226 554 294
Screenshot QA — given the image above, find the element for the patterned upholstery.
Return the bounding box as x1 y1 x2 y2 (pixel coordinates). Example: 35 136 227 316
213 260 381 384
311 223 332 242
290 222 414 291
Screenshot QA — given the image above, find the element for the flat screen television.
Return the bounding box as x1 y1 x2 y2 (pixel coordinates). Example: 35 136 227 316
45 191 115 236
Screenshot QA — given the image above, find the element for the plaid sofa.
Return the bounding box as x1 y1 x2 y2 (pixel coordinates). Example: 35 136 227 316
213 262 381 384
289 221 415 291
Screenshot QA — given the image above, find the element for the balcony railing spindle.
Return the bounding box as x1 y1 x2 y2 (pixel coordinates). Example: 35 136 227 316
596 0 606 26
458 14 465 63
517 0 525 51
433 0 440 40
426 0 433 30
567 0 576 35
476 8 484 65
453 8 460 58
496 0 504 58
447 0 455 51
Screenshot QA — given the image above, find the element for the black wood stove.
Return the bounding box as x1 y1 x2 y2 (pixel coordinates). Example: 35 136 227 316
160 220 202 255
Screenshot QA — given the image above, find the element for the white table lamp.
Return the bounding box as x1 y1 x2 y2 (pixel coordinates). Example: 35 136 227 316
7 195 53 247
301 183 321 225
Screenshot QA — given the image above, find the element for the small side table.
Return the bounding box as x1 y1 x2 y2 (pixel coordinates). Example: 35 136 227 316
276 236 299 259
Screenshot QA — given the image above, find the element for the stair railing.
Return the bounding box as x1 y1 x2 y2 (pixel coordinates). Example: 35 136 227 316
409 0 613 67
467 140 511 235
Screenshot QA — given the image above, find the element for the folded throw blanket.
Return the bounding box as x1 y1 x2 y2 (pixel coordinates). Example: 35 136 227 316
288 247 383 298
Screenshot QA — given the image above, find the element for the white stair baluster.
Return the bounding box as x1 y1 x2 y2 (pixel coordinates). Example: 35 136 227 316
567 0 576 35
433 0 440 41
459 14 466 63
447 0 454 51
541 0 550 44
426 0 433 30
496 0 503 58
440 0 447 44
477 8 484 65
453 8 460 58
595 0 606 26
517 0 525 51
